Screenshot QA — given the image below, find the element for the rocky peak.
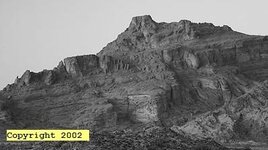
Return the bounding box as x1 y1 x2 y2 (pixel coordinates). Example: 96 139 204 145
98 16 237 57
128 15 158 32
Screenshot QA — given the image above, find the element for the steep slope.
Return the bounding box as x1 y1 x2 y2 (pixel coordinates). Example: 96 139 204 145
172 80 268 147
1 15 268 149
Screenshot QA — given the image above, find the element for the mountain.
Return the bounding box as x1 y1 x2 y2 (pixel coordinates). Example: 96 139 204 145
1 15 268 149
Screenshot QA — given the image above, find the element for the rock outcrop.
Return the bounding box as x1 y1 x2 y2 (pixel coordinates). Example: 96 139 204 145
64 55 99 77
12 69 57 87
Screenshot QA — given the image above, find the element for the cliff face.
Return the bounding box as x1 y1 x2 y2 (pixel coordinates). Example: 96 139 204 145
1 15 268 147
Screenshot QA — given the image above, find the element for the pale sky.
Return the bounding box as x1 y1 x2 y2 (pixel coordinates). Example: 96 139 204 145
0 0 268 89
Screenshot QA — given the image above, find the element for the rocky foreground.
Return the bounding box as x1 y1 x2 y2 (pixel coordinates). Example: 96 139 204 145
1 15 268 149
0 127 248 150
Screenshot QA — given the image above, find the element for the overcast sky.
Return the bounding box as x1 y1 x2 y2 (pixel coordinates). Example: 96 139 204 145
0 0 268 89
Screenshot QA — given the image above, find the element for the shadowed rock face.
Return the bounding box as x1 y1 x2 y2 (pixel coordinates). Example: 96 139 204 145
1 15 268 148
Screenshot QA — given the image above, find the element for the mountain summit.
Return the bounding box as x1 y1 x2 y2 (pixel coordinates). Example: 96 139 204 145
1 15 268 149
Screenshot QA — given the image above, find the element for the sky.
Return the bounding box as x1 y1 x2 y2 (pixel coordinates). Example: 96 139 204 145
0 0 268 89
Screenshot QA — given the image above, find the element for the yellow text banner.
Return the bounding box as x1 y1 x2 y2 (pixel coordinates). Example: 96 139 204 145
6 129 90 141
